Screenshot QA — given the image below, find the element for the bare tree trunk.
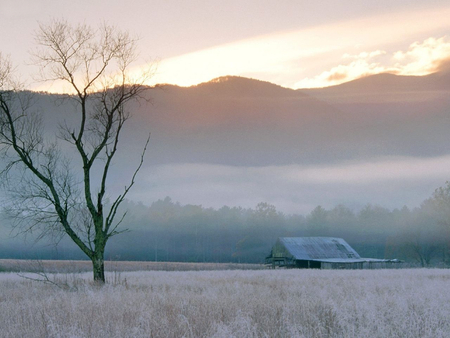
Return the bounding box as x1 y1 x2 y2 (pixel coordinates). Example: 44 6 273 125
92 254 105 282
419 256 425 267
92 220 107 283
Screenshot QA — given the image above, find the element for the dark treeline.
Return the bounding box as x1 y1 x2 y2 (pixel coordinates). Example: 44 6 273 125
3 184 450 267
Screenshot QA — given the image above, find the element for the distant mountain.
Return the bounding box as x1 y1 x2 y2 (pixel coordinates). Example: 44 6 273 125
25 71 450 168
298 71 450 161
101 76 325 166
120 72 450 166
303 71 450 102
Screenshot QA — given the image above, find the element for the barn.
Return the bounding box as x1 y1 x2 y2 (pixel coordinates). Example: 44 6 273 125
265 237 401 269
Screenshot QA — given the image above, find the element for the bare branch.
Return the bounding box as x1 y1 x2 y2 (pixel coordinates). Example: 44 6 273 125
0 21 153 283
105 134 150 237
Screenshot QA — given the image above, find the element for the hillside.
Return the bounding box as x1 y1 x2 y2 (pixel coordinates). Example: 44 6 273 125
29 72 450 168
129 76 344 166
119 72 450 166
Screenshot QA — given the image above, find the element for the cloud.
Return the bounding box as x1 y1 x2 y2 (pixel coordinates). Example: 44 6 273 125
128 156 450 214
32 5 450 93
294 36 450 88
342 50 386 60
295 52 389 88
139 5 450 90
394 37 450 75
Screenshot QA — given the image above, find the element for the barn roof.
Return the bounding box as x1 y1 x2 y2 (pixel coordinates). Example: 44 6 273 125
278 237 361 260
316 257 398 263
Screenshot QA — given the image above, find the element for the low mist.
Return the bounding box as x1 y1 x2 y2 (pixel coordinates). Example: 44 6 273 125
128 155 448 214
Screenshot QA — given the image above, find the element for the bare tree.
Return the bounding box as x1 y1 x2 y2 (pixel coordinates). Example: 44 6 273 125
403 232 440 267
0 20 152 283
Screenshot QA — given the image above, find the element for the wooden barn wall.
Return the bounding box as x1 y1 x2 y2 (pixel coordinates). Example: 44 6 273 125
320 261 403 270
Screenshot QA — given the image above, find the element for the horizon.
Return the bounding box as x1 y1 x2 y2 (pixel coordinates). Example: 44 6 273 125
3 1 450 93
26 69 446 95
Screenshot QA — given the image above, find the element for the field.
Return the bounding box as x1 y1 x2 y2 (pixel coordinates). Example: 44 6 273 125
0 259 263 273
1 261 450 338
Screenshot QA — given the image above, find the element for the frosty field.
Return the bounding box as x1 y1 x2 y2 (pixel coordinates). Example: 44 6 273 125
1 268 450 338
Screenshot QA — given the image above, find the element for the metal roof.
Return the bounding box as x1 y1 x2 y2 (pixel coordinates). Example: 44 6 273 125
279 237 361 260
314 258 395 263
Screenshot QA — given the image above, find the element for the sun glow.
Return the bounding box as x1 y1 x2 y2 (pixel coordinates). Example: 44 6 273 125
32 5 450 93
144 5 450 89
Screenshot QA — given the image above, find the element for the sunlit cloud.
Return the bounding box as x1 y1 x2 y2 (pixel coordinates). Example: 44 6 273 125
342 50 386 60
394 37 450 75
31 5 450 93
294 51 389 88
139 5 450 90
294 36 450 88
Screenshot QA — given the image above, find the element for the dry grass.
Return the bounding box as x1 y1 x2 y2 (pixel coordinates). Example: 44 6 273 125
1 268 450 337
0 259 263 273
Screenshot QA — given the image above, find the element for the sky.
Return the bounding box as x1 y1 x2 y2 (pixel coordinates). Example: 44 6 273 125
2 0 450 91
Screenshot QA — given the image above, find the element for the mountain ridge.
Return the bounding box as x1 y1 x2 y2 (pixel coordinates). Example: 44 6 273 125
21 69 450 167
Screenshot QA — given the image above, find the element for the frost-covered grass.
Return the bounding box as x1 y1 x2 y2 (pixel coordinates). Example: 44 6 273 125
1 269 450 337
0 259 262 273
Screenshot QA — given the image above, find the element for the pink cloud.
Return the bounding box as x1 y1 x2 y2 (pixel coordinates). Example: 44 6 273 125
295 36 450 88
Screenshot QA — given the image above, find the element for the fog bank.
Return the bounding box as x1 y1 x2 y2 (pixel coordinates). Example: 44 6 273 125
127 155 448 214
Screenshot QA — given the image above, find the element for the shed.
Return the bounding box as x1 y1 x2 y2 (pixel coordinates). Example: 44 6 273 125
266 237 401 269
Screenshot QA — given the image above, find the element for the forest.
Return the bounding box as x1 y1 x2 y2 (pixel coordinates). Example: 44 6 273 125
2 183 450 267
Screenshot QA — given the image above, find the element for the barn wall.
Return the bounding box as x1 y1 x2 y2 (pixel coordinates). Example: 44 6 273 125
294 260 321 269
271 240 294 260
321 261 404 269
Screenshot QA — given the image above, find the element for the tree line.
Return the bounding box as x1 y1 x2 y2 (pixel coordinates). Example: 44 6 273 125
110 191 450 266
4 187 450 267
